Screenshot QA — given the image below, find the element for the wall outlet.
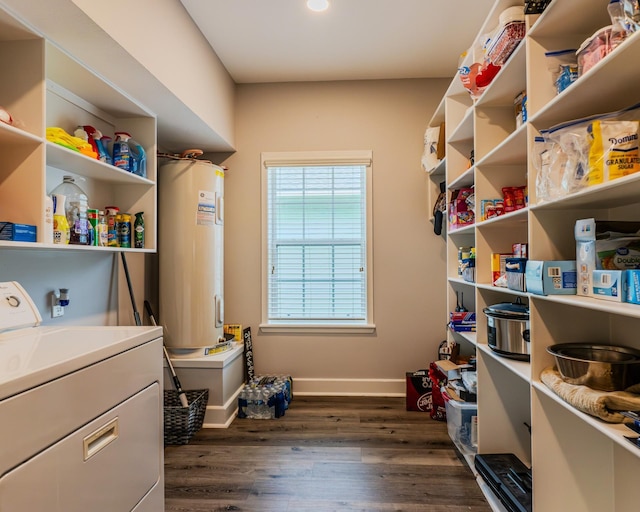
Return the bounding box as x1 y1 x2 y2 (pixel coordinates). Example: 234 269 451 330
52 304 64 318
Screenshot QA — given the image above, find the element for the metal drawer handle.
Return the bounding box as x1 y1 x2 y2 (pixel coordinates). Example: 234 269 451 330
83 417 119 461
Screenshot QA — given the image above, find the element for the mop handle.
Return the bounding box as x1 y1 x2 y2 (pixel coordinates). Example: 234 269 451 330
120 253 141 327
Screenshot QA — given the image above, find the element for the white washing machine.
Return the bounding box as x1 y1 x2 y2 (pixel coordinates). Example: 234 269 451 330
0 282 164 511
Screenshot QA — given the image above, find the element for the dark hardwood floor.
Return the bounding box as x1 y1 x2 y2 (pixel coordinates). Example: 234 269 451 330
164 396 491 512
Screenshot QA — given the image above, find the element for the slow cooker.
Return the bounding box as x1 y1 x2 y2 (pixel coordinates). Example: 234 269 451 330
483 298 530 360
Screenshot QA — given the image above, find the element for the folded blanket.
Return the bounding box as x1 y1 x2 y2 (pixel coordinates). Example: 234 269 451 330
541 367 640 423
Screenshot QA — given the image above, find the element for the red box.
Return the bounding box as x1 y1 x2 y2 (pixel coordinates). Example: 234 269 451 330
406 370 433 412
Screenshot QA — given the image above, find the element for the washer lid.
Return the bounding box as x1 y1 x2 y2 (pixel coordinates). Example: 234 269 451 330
0 282 42 332
0 325 162 400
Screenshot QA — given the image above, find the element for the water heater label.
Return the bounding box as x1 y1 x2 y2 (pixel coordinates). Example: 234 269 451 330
196 190 216 226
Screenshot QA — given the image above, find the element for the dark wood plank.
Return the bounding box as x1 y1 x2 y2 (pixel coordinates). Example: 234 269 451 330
164 396 490 511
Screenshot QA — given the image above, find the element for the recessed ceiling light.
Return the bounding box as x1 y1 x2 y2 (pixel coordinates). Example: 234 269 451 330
307 0 329 12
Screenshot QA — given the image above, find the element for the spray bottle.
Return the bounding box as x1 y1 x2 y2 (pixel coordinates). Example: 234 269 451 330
112 132 132 172
129 140 147 178
83 125 111 164
134 212 145 248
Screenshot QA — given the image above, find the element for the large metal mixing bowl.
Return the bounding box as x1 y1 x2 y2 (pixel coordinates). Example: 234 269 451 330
547 343 640 392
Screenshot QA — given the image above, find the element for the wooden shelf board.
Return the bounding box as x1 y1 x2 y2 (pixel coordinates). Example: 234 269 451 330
529 32 640 129
533 381 640 460
477 343 531 383
46 142 154 186
531 172 640 211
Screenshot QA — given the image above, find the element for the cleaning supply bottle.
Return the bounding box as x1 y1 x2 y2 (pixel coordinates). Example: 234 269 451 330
101 135 113 165
83 125 110 164
50 175 90 245
134 211 145 248
52 194 70 244
98 211 108 247
112 132 132 172
106 206 120 247
44 194 54 244
129 140 147 178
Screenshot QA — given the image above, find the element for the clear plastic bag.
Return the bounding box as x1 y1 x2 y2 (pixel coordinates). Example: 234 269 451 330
421 126 442 172
623 0 640 32
544 119 591 196
539 103 640 200
544 49 578 94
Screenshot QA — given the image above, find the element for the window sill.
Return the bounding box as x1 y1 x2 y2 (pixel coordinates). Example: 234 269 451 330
259 323 376 335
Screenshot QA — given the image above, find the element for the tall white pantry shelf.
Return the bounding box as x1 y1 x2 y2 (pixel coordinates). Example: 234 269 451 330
426 0 640 510
0 5 157 252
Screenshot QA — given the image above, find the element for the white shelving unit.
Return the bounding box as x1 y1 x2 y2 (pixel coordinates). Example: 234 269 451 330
437 0 640 510
0 6 157 252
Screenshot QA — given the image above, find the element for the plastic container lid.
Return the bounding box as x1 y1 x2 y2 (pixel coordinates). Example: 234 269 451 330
483 298 529 319
577 26 612 55
499 6 525 26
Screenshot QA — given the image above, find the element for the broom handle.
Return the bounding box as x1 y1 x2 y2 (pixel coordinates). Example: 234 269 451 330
144 300 189 407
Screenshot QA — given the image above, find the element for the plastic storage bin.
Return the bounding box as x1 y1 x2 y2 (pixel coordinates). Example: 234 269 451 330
443 391 477 452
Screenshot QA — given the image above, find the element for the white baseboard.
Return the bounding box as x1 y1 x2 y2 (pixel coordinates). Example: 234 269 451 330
291 377 406 397
201 378 407 428
201 384 242 428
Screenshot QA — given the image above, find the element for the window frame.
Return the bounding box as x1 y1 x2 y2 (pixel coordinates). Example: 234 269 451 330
260 150 375 334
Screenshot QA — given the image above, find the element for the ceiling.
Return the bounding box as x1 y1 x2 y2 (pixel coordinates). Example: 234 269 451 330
180 0 496 84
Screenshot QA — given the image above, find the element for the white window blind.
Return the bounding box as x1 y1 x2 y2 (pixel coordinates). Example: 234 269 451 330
264 152 371 325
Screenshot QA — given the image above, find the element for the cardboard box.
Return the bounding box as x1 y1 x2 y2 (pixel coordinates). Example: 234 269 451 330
0 222 37 242
435 359 474 381
592 270 627 302
626 270 640 304
491 253 511 286
405 370 432 412
512 243 528 258
448 311 476 332
525 260 577 296
575 219 640 296
436 122 446 160
224 324 243 341
505 257 527 292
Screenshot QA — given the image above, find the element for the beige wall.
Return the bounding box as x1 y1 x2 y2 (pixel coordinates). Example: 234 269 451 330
219 79 448 395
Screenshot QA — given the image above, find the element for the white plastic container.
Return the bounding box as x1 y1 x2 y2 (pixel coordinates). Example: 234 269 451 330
487 6 526 66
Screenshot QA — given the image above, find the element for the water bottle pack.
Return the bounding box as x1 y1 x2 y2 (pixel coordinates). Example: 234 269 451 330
237 375 293 420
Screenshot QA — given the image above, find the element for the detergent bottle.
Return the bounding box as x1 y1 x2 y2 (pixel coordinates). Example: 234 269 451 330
50 176 90 245
52 194 70 245
100 135 112 165
112 132 132 171
129 140 147 178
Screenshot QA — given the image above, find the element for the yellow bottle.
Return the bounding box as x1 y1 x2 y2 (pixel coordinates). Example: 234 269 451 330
52 193 70 244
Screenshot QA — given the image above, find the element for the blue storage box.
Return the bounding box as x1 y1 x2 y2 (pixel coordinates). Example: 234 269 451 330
525 260 577 296
593 270 626 302
0 222 37 242
626 270 640 304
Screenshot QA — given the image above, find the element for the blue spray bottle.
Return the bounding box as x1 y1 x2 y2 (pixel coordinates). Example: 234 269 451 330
112 132 132 172
83 125 110 164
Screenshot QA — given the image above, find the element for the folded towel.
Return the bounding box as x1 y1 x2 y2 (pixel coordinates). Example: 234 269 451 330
541 367 640 423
